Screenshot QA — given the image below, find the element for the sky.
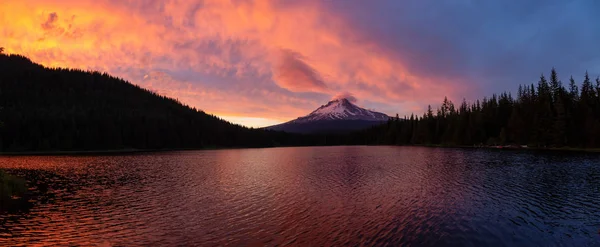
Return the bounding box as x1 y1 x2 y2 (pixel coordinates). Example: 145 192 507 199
2 0 600 127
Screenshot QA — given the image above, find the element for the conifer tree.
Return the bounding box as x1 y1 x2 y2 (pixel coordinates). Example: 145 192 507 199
569 76 579 101
550 68 562 100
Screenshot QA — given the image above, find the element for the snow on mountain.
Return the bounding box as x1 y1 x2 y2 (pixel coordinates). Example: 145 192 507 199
265 98 390 133
292 98 389 123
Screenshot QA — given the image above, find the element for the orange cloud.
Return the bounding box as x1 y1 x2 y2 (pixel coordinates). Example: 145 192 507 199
40 12 58 30
332 92 358 103
273 49 328 93
0 0 469 127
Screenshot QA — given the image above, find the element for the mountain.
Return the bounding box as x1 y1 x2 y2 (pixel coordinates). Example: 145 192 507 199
266 98 389 133
0 54 317 152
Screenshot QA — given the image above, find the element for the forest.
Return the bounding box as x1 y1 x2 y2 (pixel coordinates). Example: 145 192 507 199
1 52 599 152
0 53 319 152
349 68 600 148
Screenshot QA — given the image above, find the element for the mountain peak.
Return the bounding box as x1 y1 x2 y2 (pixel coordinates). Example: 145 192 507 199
266 98 390 133
330 98 350 102
297 98 389 123
323 98 352 107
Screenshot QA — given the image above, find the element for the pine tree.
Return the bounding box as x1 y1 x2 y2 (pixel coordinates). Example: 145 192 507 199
550 68 562 101
426 105 434 119
581 71 594 105
568 76 579 102
535 74 553 146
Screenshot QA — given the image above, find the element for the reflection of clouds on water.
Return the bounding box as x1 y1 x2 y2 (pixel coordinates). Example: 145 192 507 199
0 148 599 246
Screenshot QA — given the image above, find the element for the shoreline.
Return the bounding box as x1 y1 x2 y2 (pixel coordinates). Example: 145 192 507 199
0 147 225 156
1 145 599 156
408 144 600 153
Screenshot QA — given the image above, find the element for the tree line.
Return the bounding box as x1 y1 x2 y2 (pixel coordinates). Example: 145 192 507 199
0 54 321 152
1 52 599 151
347 68 600 148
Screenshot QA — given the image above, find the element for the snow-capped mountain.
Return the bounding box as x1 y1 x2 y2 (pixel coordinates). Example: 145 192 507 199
295 98 389 122
266 98 390 133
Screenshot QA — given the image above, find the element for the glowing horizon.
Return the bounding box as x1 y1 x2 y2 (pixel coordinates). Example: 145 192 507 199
2 0 599 127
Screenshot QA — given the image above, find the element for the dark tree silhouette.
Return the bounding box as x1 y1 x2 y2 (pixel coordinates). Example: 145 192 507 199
1 53 599 151
344 68 600 149
0 53 321 152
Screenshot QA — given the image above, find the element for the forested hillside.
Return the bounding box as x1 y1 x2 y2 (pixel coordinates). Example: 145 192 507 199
349 68 600 148
1 52 599 152
0 54 314 152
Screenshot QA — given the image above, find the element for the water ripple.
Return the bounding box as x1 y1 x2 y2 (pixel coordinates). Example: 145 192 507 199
1 147 599 246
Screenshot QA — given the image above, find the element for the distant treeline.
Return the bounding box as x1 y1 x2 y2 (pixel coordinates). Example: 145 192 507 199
347 68 600 148
0 54 319 152
1 53 599 152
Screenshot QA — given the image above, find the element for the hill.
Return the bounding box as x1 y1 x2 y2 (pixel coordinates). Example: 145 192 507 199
0 54 315 152
2 53 598 152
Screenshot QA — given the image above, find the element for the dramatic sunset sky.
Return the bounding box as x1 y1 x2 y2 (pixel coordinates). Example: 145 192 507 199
2 0 600 127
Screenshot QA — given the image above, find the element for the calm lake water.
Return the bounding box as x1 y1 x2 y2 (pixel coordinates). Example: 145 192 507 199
0 146 599 246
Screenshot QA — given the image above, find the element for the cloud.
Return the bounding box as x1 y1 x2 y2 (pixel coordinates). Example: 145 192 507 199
2 0 599 127
332 92 357 103
41 12 58 30
0 0 494 125
273 49 328 93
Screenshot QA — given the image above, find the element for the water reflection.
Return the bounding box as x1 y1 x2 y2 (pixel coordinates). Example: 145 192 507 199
1 147 599 246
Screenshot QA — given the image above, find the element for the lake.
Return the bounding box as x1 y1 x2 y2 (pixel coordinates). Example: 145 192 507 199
1 146 599 246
